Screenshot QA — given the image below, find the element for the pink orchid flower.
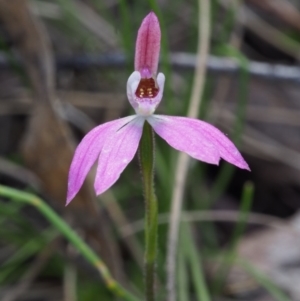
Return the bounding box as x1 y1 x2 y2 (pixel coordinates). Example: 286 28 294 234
66 12 249 205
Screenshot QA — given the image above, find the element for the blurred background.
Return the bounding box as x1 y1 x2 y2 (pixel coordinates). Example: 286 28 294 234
0 0 300 300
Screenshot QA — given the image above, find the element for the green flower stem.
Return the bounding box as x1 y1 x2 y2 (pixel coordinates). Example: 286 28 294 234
0 185 139 301
139 121 158 301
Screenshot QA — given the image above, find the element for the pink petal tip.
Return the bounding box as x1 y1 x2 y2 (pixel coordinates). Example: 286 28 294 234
66 116 137 205
135 12 161 76
148 115 250 171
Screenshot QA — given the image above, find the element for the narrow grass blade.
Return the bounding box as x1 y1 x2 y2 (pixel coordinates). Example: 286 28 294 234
182 223 211 301
212 181 254 294
0 185 140 301
177 241 189 301
238 259 291 301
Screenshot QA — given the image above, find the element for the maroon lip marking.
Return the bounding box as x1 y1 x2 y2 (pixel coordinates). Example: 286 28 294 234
135 78 159 99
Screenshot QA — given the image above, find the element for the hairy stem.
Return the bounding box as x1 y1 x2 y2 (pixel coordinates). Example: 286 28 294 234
139 121 158 301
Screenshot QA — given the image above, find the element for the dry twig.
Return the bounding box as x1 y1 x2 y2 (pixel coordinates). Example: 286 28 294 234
166 0 211 300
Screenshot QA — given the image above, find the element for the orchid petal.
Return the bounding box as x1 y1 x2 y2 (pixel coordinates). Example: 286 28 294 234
94 116 145 195
135 12 160 75
157 72 165 91
148 115 249 169
67 115 136 205
147 115 220 164
167 116 249 169
126 71 141 110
